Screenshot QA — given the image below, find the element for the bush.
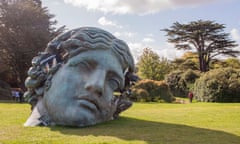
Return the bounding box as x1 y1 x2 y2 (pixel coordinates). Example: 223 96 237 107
130 79 175 102
182 69 200 83
0 80 11 100
193 68 240 102
165 69 200 97
165 70 186 97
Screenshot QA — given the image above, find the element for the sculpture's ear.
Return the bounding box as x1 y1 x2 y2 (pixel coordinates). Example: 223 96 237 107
24 98 49 127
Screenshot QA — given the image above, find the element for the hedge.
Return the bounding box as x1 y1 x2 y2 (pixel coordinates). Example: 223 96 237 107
130 79 175 102
193 68 240 102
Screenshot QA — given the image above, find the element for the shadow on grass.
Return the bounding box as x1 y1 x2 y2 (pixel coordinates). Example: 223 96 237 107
50 116 240 144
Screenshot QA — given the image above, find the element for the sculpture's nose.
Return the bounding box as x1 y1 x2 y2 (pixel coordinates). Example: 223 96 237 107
84 68 106 96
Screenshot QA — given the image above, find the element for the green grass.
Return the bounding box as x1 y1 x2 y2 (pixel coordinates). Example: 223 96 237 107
0 101 239 144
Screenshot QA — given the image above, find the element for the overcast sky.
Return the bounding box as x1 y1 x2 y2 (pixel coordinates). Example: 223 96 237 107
42 0 240 61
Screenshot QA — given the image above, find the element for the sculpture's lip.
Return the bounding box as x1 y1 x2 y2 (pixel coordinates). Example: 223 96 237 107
77 96 100 112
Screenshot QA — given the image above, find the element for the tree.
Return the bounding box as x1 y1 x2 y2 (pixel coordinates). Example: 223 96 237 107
157 57 172 80
163 20 239 72
137 48 172 80
165 69 200 97
171 52 199 71
194 68 240 102
0 0 64 88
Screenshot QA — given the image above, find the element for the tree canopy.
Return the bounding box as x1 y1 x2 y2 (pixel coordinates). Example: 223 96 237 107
137 48 172 80
171 52 199 71
163 20 239 72
0 0 64 88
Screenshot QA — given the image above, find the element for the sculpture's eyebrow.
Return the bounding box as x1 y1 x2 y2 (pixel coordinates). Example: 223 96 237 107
68 56 87 67
68 57 99 70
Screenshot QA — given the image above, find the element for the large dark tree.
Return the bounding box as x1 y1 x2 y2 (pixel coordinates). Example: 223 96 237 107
163 20 239 72
0 0 65 89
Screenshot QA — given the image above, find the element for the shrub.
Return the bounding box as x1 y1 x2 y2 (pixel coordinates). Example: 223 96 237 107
0 80 11 100
165 69 200 97
165 70 186 97
182 69 200 83
130 79 175 102
193 68 240 102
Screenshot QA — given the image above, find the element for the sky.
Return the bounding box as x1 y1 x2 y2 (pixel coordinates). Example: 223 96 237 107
41 0 240 61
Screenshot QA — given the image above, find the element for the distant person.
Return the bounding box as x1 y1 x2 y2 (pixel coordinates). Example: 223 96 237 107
19 90 24 103
15 91 20 102
11 90 16 101
188 92 194 103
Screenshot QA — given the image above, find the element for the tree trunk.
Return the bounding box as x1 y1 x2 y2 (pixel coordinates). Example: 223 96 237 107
199 54 207 72
202 60 207 72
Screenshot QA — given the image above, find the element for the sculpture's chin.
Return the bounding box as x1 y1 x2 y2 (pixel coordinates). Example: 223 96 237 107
55 109 99 127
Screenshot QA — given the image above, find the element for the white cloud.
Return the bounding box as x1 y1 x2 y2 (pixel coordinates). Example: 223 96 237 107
64 0 218 15
172 0 217 6
127 41 185 62
113 32 121 37
98 16 122 28
231 28 240 41
142 37 155 43
127 42 145 61
113 31 136 38
146 33 154 37
230 28 240 59
128 42 143 50
123 32 135 38
155 42 185 60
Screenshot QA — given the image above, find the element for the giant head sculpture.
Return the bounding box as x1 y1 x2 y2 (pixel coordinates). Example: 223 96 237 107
24 27 136 127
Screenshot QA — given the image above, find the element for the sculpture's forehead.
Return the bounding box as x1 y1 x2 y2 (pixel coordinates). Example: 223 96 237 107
68 49 124 75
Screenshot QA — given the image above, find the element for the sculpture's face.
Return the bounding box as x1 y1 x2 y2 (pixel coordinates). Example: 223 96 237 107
43 49 124 126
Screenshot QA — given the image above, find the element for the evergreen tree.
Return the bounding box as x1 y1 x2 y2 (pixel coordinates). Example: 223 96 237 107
163 20 239 72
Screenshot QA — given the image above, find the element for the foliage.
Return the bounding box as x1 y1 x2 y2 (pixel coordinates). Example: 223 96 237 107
224 58 240 68
165 70 186 97
165 69 200 97
137 48 172 80
0 80 11 99
130 79 175 102
210 58 240 69
182 69 200 83
0 0 65 88
163 20 239 72
0 102 240 144
194 68 240 102
172 52 199 70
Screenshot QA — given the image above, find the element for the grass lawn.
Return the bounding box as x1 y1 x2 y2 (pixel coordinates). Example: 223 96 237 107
0 101 239 144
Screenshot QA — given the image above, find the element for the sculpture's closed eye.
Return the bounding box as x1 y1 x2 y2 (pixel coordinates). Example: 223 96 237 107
108 78 120 91
79 61 91 71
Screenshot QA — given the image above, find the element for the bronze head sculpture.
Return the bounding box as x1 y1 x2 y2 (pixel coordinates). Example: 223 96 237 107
24 27 137 127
